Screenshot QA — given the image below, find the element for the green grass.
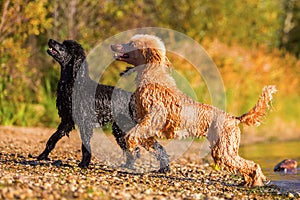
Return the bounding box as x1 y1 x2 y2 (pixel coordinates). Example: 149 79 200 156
39 78 59 127
1 48 300 142
0 77 59 127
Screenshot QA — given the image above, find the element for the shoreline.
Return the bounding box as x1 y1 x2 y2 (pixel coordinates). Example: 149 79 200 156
0 126 299 199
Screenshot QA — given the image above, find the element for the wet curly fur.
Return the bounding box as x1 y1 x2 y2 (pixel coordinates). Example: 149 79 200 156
37 39 143 168
111 34 277 186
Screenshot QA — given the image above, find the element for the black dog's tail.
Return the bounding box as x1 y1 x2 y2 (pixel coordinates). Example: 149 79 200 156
237 85 277 126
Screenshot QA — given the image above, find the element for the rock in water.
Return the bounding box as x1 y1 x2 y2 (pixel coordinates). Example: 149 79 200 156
274 159 297 173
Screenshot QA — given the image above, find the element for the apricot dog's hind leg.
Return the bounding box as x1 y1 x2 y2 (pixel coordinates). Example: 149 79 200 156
210 125 266 187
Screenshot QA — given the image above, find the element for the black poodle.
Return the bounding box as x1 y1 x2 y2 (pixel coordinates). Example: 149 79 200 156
37 39 169 172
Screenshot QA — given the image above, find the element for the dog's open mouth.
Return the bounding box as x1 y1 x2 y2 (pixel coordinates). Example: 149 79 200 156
111 44 130 59
48 47 59 55
113 52 129 59
47 39 60 56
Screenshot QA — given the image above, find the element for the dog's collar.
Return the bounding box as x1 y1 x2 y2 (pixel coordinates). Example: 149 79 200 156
119 66 136 77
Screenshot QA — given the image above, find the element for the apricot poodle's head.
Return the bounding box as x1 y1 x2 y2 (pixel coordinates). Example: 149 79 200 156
111 34 167 66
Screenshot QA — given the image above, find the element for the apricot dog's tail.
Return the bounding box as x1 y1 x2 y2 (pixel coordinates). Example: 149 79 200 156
237 85 277 126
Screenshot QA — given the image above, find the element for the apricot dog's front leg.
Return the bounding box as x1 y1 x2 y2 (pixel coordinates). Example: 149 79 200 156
126 104 167 152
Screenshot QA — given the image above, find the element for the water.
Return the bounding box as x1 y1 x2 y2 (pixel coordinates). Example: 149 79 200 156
240 140 300 192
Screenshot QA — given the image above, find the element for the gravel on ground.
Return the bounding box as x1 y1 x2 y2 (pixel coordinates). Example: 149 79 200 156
0 126 295 199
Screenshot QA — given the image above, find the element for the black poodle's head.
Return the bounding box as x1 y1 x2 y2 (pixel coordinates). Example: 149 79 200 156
47 39 85 66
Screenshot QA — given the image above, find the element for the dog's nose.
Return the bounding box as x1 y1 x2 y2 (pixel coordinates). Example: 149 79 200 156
111 44 123 52
48 39 55 45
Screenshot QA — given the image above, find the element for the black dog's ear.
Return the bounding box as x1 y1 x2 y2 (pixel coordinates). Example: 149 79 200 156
120 66 135 76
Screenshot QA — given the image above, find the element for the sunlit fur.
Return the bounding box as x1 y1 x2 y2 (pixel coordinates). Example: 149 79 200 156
113 34 277 187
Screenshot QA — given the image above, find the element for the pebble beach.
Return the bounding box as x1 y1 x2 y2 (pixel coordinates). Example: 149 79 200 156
0 126 297 199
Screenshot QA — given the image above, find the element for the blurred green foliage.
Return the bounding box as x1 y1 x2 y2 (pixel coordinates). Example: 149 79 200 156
0 0 300 136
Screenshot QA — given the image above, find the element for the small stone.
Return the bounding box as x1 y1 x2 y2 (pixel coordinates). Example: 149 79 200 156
225 192 232 199
288 193 294 198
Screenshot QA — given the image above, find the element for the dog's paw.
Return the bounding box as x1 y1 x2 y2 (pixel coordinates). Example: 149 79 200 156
121 163 135 170
150 165 170 174
240 176 267 187
78 161 89 168
37 154 50 161
157 165 170 174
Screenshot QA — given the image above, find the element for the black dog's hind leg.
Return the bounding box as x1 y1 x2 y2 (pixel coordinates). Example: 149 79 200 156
78 126 92 168
37 121 74 160
152 141 170 173
112 122 140 169
139 139 170 173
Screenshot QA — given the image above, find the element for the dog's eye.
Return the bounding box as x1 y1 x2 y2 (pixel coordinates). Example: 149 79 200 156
129 41 136 47
132 41 143 49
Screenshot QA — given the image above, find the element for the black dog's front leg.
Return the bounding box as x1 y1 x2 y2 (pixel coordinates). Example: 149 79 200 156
78 143 92 168
37 122 74 160
78 127 92 168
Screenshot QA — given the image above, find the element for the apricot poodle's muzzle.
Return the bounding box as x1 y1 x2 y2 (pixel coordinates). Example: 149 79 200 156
111 44 129 60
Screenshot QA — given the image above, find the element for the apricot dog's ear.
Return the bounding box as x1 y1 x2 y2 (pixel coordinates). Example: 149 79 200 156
164 57 172 68
142 48 163 64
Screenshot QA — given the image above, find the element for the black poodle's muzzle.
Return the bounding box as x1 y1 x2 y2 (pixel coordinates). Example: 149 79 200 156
47 39 61 57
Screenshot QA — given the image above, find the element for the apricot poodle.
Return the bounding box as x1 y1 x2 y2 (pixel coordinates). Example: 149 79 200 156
111 34 277 187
